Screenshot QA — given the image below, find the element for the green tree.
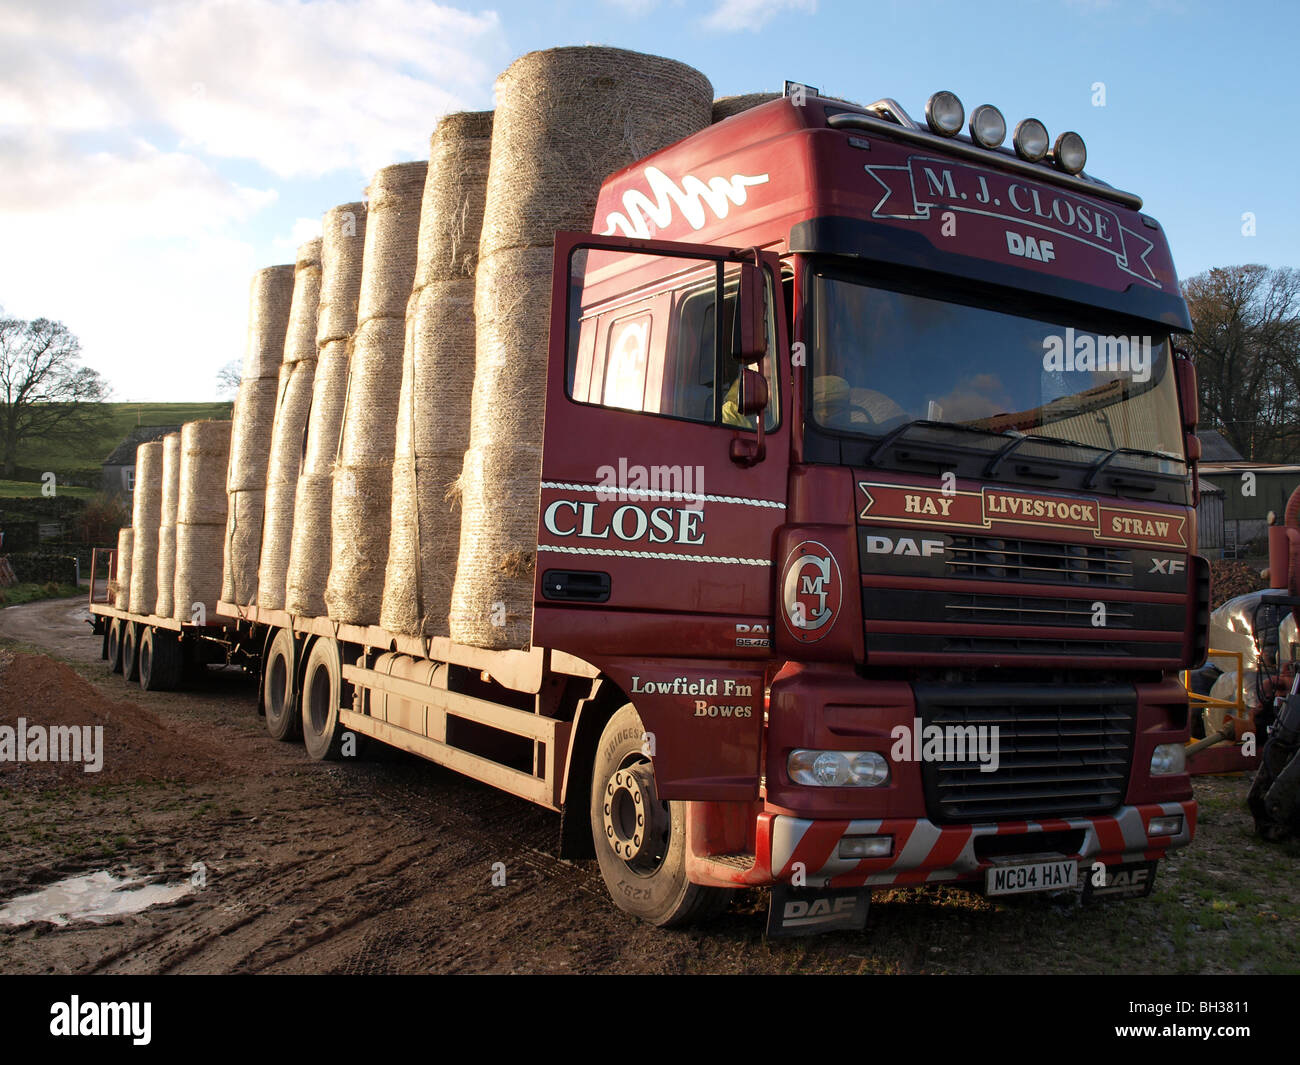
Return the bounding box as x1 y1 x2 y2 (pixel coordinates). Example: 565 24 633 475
0 308 112 478
1181 265 1300 462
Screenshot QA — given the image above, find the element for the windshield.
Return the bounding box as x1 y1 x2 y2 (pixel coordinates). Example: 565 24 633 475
811 271 1186 477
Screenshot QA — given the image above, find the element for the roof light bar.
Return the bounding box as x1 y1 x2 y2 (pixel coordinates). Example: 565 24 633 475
968 104 1006 149
1013 118 1050 162
924 91 964 137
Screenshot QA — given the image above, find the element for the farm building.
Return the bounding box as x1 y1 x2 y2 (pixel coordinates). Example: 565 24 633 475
101 425 181 498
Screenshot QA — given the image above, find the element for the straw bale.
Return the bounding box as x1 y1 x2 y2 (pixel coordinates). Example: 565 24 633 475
414 111 494 289
317 202 368 346
175 420 231 623
711 93 781 122
154 432 181 617
128 441 163 615
113 527 133 610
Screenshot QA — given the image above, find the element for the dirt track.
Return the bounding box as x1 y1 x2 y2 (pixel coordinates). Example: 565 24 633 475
0 596 1294 974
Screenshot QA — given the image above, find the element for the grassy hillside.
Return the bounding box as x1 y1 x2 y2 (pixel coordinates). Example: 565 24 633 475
12 402 233 486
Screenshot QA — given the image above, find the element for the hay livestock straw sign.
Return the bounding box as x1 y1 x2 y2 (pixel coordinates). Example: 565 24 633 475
858 481 1188 548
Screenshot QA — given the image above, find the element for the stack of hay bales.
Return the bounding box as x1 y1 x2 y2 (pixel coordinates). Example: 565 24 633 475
222 265 295 606
449 46 713 649
257 237 323 610
381 111 493 637
175 420 232 624
113 527 133 609
324 162 427 625
154 432 181 617
285 202 367 617
128 441 163 615
711 93 781 122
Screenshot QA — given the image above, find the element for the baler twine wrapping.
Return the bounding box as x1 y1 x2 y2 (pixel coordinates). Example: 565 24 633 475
113 527 133 610
382 111 492 637
128 441 163 615
175 420 231 624
154 432 181 617
258 237 322 609
710 93 781 122
449 47 712 649
324 162 426 625
285 201 367 618
223 264 295 605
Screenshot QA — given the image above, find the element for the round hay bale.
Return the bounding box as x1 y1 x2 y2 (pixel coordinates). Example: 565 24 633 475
258 238 322 609
155 433 181 617
477 47 712 254
414 111 493 289
324 162 425 626
113 527 133 610
175 420 231 623
285 471 333 617
224 264 295 605
317 202 368 346
711 93 781 122
128 441 163 615
356 161 427 324
380 277 477 636
451 47 711 648
448 442 540 649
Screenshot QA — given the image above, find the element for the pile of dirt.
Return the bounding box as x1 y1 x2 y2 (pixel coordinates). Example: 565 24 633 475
0 651 229 789
1211 559 1268 608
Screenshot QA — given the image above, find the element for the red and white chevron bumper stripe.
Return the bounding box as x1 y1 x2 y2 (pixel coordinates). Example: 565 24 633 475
766 800 1196 889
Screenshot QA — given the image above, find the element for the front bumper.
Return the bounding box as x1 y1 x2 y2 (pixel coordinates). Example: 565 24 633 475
686 799 1196 889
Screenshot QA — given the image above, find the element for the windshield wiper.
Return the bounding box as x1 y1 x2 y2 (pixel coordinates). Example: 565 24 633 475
865 420 1009 465
1083 446 1181 489
984 432 1085 479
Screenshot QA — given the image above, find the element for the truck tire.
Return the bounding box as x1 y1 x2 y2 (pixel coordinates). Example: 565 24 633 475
122 621 141 682
590 703 733 927
301 637 350 761
263 629 301 741
139 626 182 691
107 619 124 674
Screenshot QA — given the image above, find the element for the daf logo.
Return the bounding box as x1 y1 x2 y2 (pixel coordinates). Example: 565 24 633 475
864 535 945 557
1006 231 1055 262
1149 558 1185 575
780 540 843 643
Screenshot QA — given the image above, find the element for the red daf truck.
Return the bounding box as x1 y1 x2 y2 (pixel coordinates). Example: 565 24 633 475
96 85 1207 934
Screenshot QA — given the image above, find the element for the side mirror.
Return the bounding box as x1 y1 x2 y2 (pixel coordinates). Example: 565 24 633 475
732 255 766 364
730 368 768 467
736 368 768 416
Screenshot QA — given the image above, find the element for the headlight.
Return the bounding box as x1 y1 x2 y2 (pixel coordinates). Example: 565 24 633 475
1013 117 1049 162
1053 130 1087 174
925 91 964 137
788 749 890 787
968 104 1006 148
1150 743 1186 776
1148 814 1184 837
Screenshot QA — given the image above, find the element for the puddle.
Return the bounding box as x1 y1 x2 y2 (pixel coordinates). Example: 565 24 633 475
0 871 192 927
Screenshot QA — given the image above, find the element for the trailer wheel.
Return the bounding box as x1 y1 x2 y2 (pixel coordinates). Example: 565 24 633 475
121 621 141 682
590 703 733 927
139 626 182 691
107 619 124 674
263 629 301 742
301 637 350 761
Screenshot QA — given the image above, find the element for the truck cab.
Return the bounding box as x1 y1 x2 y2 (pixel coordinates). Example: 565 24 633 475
536 88 1204 930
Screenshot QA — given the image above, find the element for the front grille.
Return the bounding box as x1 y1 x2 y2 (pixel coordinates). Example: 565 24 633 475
915 683 1136 823
945 593 1134 628
947 536 1132 587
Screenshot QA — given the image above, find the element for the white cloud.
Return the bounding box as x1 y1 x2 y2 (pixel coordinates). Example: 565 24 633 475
701 0 816 32
273 217 326 255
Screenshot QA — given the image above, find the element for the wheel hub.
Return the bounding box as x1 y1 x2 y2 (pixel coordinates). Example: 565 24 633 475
601 762 668 870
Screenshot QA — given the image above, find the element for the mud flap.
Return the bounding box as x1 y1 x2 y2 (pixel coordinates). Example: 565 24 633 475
1081 860 1158 902
766 885 870 937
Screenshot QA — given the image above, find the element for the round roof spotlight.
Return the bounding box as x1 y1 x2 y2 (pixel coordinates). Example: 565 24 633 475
968 104 1006 148
1053 130 1087 174
925 91 965 136
1013 118 1050 162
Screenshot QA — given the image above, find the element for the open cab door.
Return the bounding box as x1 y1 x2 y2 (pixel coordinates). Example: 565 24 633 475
534 232 789 798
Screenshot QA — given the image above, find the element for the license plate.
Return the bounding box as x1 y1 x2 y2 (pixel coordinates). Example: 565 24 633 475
986 859 1077 896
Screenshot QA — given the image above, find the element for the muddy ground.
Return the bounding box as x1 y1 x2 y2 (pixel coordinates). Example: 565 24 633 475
0 596 1296 975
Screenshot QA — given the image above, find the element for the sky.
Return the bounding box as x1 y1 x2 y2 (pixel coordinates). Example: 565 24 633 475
1 0 1296 402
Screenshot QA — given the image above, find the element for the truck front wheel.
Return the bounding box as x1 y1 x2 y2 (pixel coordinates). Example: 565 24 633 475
590 703 732 927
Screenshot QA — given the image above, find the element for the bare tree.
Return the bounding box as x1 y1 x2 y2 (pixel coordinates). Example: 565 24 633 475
0 308 112 478
1181 265 1300 462
216 359 242 399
